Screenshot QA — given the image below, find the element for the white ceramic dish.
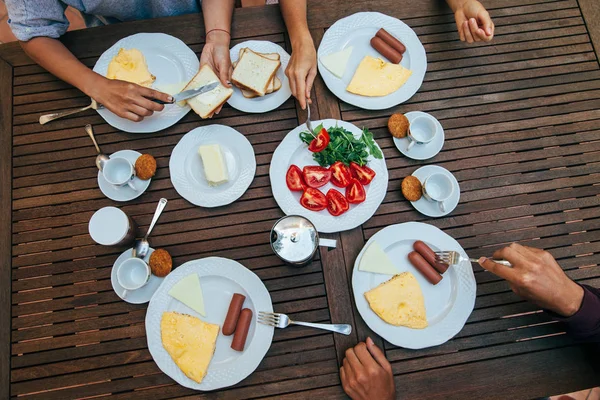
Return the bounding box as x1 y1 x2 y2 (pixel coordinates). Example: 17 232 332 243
97 150 151 202
395 111 444 160
411 165 460 217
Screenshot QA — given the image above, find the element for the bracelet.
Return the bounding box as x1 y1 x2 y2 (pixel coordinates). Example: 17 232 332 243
205 28 231 38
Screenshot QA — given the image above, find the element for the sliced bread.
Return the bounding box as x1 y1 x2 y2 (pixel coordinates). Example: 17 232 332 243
183 64 233 119
231 48 280 96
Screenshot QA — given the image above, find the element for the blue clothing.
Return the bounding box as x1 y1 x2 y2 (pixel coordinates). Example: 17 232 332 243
5 0 202 41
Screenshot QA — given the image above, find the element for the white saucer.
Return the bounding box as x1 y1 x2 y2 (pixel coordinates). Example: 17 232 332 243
394 111 444 160
97 150 151 202
411 165 460 217
111 247 164 304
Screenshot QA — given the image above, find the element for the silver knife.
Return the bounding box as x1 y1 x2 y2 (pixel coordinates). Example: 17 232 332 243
155 81 220 104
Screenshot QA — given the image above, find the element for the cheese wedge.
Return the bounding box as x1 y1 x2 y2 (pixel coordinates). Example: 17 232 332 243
168 274 206 316
161 312 219 383
198 144 228 186
183 65 233 119
358 242 399 275
346 56 412 97
320 46 353 78
107 48 155 87
364 272 428 329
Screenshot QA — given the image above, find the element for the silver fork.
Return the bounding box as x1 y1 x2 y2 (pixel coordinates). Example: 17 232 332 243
305 99 313 133
258 311 352 335
435 251 512 267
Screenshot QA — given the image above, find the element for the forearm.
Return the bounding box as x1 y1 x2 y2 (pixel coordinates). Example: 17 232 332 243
445 0 467 12
279 0 312 47
20 37 104 98
202 0 234 43
550 285 600 342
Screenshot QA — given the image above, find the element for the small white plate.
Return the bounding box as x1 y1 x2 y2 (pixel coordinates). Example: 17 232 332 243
111 247 164 304
411 165 460 217
169 125 256 207
394 111 444 160
93 33 199 133
352 222 476 349
146 257 274 391
228 40 292 113
97 150 151 202
317 12 427 110
270 119 389 233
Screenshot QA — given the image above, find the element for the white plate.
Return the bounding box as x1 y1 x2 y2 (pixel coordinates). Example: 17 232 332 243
317 12 427 110
169 125 256 207
394 112 444 160
97 150 151 202
352 222 476 349
146 257 274 391
228 40 292 113
411 165 460 217
111 247 164 304
270 119 389 233
93 33 199 133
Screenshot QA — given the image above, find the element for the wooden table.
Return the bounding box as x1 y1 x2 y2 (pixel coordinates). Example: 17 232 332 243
1 0 599 398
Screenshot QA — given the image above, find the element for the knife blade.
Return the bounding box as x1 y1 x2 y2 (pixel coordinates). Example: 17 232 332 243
170 81 220 104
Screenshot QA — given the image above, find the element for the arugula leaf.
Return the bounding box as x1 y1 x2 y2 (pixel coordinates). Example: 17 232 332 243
360 128 383 160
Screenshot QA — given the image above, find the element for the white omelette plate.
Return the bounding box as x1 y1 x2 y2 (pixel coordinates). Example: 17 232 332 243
169 125 256 207
352 222 476 349
228 40 292 113
111 247 163 304
318 12 427 110
97 150 151 202
146 257 274 391
411 165 460 217
93 33 199 133
394 111 444 160
270 119 389 233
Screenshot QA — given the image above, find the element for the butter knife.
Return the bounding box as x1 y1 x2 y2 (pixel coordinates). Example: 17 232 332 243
157 81 220 104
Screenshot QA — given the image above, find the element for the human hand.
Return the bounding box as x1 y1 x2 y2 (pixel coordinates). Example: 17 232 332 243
285 34 317 110
479 243 584 317
90 77 172 122
454 0 494 43
200 30 232 87
340 337 395 400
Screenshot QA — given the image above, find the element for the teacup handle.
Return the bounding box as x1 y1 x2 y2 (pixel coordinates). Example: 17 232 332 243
127 179 138 191
318 238 337 248
406 138 415 151
439 201 446 212
122 289 128 299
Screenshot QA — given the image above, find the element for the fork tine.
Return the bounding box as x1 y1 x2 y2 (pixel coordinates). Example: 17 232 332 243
258 314 279 324
257 317 276 327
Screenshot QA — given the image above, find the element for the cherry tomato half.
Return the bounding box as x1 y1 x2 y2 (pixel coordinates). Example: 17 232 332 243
345 178 366 204
302 165 332 189
300 187 327 211
308 128 330 152
329 161 352 188
326 189 350 216
286 165 306 191
350 162 376 185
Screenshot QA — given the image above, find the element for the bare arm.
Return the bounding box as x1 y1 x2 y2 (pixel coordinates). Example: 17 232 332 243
280 0 316 110
200 0 234 87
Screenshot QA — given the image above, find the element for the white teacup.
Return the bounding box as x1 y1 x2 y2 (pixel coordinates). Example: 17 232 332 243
407 115 438 151
117 258 151 298
103 157 137 191
422 173 454 212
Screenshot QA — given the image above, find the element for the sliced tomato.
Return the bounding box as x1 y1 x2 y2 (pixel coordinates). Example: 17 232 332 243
350 162 376 185
302 165 331 189
308 128 330 152
329 161 352 188
326 189 350 216
300 188 327 211
286 165 306 191
345 178 366 204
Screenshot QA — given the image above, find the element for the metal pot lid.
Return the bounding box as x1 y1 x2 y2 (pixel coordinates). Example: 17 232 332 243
270 215 318 263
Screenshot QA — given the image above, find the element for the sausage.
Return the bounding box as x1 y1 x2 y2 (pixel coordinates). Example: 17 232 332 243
370 36 403 64
222 293 246 336
231 308 252 351
413 240 449 274
408 251 442 285
376 28 406 54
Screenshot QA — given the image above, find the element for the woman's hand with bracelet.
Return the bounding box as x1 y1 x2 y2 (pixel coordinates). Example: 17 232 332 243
200 29 233 87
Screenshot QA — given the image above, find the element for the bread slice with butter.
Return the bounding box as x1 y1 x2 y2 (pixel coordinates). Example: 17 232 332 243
183 64 233 119
161 311 219 384
231 48 281 97
364 272 428 329
346 55 412 97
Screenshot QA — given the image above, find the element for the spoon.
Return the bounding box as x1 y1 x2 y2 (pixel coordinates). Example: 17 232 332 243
85 124 109 171
132 198 168 259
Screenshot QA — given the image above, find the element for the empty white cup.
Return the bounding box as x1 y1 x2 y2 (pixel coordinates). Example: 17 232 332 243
407 115 438 151
117 258 151 298
89 206 136 246
103 157 137 191
422 173 454 212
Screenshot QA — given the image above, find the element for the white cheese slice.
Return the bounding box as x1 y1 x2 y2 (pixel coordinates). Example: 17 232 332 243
359 242 399 275
320 46 353 78
198 144 229 186
168 274 206 316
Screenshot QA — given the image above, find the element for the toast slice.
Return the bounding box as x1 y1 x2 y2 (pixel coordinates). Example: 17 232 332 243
241 76 282 98
231 48 280 96
183 64 233 119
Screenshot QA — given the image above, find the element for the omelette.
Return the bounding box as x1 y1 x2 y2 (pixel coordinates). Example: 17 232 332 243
346 56 412 97
364 272 428 329
107 48 155 87
161 311 219 383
